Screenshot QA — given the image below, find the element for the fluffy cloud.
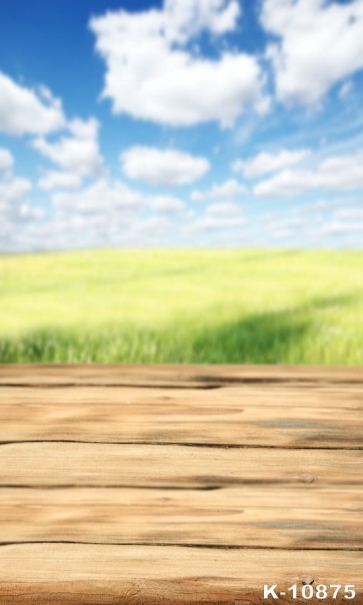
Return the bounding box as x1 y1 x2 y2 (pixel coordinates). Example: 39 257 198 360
0 148 14 173
232 149 310 178
33 117 104 189
52 179 146 215
333 207 363 223
0 148 42 226
205 201 244 215
255 150 363 197
318 217 363 237
0 176 40 224
130 216 172 238
191 179 245 201
263 214 309 239
191 215 246 230
191 198 245 230
255 169 314 197
261 0 363 105
121 146 210 187
38 171 83 191
52 176 187 220
89 0 268 127
0 71 65 135
164 0 240 42
315 205 363 237
150 195 185 213
0 177 32 209
0 149 36 222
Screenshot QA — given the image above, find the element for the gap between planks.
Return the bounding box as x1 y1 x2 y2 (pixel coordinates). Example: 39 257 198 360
9 440 354 447
1 542 362 551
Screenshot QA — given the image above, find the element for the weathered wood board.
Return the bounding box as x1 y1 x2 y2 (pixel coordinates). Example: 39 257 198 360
0 364 362 604
1 384 362 447
2 363 363 386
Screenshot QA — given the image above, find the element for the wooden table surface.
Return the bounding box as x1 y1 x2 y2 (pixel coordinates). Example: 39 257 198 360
0 364 362 604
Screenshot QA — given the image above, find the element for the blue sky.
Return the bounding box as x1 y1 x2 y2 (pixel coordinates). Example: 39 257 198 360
1 0 363 252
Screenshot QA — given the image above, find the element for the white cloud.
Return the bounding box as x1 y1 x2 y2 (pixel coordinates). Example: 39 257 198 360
191 215 246 230
317 152 363 190
52 176 185 223
266 215 309 232
38 171 83 191
89 1 268 127
338 80 353 100
191 178 245 201
0 148 14 173
311 205 363 238
205 201 244 215
0 150 43 228
232 149 310 178
0 176 38 224
1 213 110 253
53 179 146 215
164 0 241 42
261 0 363 105
255 149 363 197
33 117 104 190
150 194 185 212
332 207 363 222
131 215 172 237
0 71 65 135
2 208 181 252
318 220 363 237
68 117 99 139
121 146 210 187
190 197 246 231
0 177 32 209
255 168 311 197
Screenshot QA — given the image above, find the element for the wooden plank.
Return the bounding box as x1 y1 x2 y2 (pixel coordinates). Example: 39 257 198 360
1 385 362 448
0 544 362 604
1 443 362 487
1 363 363 386
3 383 363 410
1 485 362 549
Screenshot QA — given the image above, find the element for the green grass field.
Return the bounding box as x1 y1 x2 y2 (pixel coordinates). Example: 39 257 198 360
1 248 362 364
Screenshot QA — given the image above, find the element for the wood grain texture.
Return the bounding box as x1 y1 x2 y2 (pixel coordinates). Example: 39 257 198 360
1 384 362 447
0 545 362 604
1 364 362 604
1 485 362 549
1 363 363 386
1 443 362 487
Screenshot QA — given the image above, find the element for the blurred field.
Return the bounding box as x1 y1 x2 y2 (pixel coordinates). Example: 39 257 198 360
0 248 362 364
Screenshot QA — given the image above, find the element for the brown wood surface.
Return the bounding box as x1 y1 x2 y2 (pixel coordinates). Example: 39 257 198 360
1 443 362 487
0 364 362 604
1 363 363 386
0 545 362 605
1 545 362 605
1 384 362 448
1 485 362 549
